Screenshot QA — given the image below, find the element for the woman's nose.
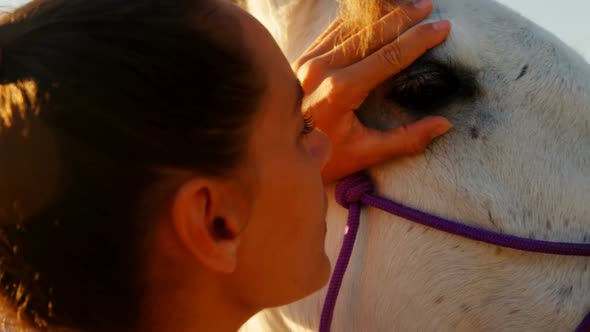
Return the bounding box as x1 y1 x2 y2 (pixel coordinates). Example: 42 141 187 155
310 128 332 168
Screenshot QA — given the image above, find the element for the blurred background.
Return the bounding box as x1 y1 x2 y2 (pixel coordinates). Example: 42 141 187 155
0 0 588 63
497 0 590 62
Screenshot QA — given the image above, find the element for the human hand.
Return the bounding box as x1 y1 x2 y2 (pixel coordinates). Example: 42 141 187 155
293 0 453 183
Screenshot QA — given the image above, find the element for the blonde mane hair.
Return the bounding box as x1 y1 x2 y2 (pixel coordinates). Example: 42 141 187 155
338 0 405 56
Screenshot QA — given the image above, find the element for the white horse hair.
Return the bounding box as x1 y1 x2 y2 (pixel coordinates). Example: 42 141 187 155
241 0 590 331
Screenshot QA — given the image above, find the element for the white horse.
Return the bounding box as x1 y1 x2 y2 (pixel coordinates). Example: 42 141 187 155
241 0 590 331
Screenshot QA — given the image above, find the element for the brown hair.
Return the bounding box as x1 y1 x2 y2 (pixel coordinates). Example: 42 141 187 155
0 0 263 330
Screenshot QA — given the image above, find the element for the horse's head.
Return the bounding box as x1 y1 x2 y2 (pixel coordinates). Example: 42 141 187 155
242 0 590 330
354 0 590 242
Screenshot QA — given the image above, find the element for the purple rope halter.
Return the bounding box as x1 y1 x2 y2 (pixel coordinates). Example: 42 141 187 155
319 172 590 332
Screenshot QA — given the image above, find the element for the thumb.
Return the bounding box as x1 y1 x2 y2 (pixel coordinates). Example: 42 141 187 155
377 116 452 157
320 116 451 183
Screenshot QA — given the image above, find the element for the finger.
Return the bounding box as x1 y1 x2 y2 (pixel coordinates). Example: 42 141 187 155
360 116 452 165
293 18 345 71
320 115 451 182
319 0 434 68
321 116 452 183
340 20 451 104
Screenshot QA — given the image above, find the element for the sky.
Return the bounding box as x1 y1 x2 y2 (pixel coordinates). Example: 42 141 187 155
1 0 589 62
495 0 590 62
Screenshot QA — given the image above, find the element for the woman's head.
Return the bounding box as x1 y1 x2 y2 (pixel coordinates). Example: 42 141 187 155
0 0 330 330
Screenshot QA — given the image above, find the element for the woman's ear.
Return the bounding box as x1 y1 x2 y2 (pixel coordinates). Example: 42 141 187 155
170 178 249 273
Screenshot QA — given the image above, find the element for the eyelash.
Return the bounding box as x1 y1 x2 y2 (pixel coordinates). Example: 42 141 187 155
302 113 315 136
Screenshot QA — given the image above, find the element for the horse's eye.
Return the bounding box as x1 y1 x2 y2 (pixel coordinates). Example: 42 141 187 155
385 61 473 112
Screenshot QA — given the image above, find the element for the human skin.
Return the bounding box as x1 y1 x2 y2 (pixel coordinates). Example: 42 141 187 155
138 1 451 331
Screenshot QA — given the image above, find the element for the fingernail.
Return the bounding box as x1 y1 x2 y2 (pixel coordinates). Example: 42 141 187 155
431 121 453 138
413 0 431 9
432 20 450 31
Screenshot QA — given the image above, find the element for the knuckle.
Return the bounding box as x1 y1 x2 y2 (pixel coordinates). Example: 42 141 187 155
323 73 351 100
298 59 325 80
379 42 403 67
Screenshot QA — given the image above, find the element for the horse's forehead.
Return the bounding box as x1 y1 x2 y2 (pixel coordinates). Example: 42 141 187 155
424 0 552 74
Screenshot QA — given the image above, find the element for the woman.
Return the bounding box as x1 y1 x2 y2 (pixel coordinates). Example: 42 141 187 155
0 0 450 330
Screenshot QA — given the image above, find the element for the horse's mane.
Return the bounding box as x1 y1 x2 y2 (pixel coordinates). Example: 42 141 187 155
340 0 384 49
337 0 403 55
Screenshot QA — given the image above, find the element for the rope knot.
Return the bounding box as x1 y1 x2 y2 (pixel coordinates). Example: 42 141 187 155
335 172 374 208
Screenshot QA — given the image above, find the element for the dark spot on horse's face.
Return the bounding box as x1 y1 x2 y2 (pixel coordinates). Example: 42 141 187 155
557 285 574 301
470 126 480 139
509 309 521 315
516 64 529 80
487 210 497 227
435 296 445 304
460 304 470 313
